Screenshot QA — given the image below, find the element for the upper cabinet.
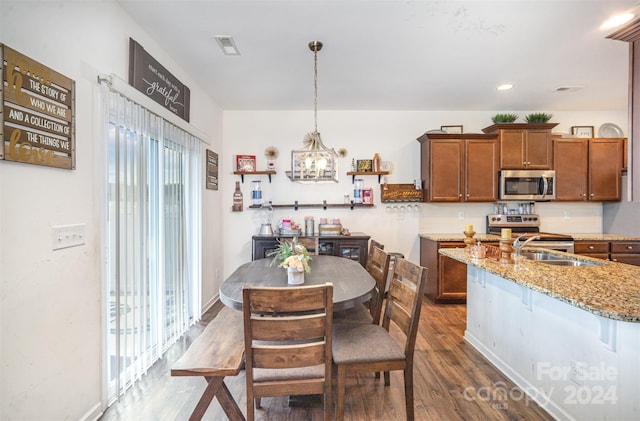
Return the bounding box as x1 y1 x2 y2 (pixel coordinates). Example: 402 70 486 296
417 133 499 202
553 137 625 201
483 123 557 169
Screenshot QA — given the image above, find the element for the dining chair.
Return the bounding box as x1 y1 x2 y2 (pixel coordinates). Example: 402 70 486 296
332 258 428 421
298 236 319 255
333 245 390 325
242 283 333 421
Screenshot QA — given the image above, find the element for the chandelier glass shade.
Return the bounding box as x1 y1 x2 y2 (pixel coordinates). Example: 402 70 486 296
288 40 338 183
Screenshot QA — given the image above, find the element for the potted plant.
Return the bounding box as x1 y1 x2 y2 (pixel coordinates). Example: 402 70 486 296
491 113 519 123
268 237 311 284
524 112 553 123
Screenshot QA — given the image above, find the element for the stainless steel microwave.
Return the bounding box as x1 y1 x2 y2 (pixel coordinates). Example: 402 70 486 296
499 170 556 201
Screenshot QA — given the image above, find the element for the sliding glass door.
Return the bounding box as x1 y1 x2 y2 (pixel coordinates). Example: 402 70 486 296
104 89 202 403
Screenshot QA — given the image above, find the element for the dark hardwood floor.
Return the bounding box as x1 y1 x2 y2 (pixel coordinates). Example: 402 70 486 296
100 298 553 421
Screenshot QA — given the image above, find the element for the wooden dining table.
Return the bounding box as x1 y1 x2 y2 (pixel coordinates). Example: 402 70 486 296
219 255 375 311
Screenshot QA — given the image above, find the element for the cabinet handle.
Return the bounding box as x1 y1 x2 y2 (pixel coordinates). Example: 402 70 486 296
466 193 470 198
588 245 595 250
612 258 618 262
590 193 594 197
627 246 633 250
459 194 462 198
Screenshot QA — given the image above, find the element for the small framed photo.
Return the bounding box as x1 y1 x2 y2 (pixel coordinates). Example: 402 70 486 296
441 125 463 134
236 154 256 172
357 159 373 172
571 126 594 138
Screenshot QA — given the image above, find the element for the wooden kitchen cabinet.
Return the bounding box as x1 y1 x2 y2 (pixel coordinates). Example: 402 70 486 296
574 240 640 266
252 233 371 267
482 123 557 170
417 133 499 202
420 237 500 303
554 138 624 201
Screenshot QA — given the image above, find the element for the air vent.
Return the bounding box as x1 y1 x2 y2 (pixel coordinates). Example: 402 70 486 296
214 36 240 55
555 86 584 92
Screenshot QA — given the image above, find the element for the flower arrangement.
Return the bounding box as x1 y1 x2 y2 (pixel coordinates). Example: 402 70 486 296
268 237 312 273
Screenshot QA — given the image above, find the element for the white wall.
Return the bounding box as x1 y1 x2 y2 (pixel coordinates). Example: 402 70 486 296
0 1 223 420
222 110 628 276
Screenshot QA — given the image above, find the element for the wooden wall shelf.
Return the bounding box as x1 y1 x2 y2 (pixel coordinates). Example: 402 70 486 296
346 171 389 183
249 200 374 211
233 170 276 182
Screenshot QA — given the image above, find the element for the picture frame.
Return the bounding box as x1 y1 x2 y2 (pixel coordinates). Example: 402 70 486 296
441 125 463 134
236 154 256 172
357 159 373 172
206 149 218 190
571 126 594 138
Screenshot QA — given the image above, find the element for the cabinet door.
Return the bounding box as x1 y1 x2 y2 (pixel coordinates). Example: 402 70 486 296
525 130 553 169
429 139 463 201
554 138 588 201
465 138 499 201
610 254 640 266
589 138 622 201
436 242 467 303
574 241 609 255
499 129 526 169
337 241 367 267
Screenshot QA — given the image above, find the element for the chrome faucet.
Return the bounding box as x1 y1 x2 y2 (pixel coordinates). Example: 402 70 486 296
512 234 541 256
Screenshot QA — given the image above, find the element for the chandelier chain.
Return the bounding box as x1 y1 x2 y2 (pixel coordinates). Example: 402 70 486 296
313 45 318 134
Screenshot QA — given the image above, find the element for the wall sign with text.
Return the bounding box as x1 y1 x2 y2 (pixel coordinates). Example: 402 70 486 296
129 38 191 122
1 44 76 169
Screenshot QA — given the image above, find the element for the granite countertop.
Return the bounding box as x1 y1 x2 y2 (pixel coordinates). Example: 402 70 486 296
420 233 640 242
440 248 640 323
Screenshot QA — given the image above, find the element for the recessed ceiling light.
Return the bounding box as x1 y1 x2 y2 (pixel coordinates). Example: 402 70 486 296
601 12 635 30
497 84 514 91
214 35 240 55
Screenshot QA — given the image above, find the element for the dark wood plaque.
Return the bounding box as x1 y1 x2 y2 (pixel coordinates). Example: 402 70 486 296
1 44 75 169
206 149 219 190
380 183 424 202
129 38 190 122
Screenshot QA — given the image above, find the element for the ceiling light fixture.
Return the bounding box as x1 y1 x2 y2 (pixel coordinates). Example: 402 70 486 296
601 12 635 30
214 35 240 55
287 41 338 183
497 84 514 91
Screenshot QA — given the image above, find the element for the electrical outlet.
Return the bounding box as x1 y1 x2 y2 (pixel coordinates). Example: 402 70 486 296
569 360 585 386
458 211 465 219
563 211 571 219
52 224 86 250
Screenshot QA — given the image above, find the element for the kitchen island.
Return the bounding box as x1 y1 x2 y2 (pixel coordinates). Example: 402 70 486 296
441 248 640 421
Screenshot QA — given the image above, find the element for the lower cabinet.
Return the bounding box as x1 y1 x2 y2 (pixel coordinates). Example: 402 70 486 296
574 240 640 266
420 238 471 303
252 233 371 267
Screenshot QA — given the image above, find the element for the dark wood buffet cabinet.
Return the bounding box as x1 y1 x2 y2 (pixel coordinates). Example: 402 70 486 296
252 233 371 267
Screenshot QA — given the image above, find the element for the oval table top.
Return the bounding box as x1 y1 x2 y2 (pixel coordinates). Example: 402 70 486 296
219 255 375 312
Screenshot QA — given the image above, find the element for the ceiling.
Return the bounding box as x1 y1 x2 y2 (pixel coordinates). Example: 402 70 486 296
116 0 637 111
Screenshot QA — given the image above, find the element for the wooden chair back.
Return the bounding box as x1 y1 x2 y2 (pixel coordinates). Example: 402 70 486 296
382 258 428 358
298 236 319 255
365 246 391 324
243 283 333 421
368 239 384 263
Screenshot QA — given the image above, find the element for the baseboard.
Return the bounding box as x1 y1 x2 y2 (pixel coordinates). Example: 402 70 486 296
201 292 220 315
78 402 103 421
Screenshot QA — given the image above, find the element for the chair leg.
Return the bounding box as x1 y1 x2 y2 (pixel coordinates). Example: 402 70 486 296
324 384 332 421
336 365 347 421
404 366 414 421
246 392 254 421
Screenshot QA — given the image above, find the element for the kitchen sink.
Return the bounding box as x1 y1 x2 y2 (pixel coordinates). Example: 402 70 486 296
518 251 604 267
518 251 567 261
537 259 602 267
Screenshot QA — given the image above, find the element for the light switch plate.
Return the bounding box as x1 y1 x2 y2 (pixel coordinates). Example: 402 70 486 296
52 224 86 250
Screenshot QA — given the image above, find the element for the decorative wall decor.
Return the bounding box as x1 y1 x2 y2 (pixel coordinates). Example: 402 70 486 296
1 44 75 169
206 149 218 190
236 154 256 171
129 38 191 122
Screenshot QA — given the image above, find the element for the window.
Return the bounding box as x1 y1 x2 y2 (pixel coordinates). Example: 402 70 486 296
103 87 202 403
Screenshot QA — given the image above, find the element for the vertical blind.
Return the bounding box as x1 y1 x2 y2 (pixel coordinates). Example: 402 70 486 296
102 83 202 403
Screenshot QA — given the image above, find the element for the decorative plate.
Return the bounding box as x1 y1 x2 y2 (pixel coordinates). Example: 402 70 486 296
380 161 392 171
598 123 624 138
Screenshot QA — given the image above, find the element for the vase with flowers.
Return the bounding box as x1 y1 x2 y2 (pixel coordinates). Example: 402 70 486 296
268 237 311 284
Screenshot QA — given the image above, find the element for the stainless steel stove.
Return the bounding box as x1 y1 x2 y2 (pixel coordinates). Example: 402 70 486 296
486 214 575 252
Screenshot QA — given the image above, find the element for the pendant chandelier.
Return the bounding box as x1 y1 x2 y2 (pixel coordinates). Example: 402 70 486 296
287 40 338 183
